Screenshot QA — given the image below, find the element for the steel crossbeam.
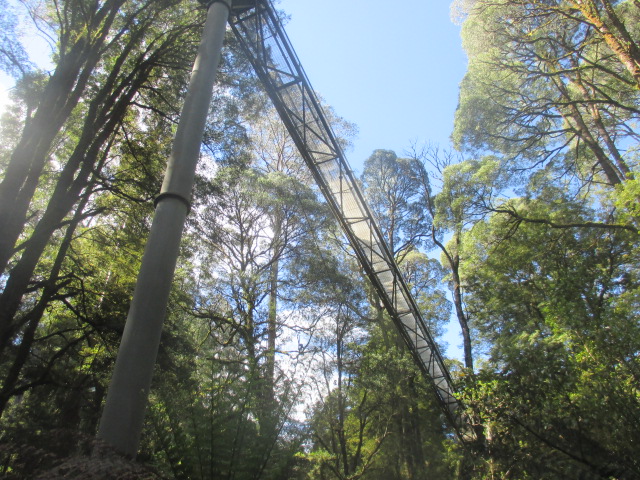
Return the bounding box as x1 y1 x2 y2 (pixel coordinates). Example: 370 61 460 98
229 0 474 441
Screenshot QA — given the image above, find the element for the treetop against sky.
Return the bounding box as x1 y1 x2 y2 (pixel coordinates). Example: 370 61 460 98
1 0 467 168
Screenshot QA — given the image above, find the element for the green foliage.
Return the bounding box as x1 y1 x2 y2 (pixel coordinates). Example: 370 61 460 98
400 250 451 341
304 329 456 479
361 150 429 257
1 0 638 477
615 178 640 223
435 157 504 231
453 0 640 188
456 198 640 478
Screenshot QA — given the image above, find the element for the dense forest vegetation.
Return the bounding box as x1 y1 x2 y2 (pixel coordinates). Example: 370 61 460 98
0 0 638 478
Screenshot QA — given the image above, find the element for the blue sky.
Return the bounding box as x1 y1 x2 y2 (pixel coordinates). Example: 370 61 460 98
277 1 469 359
277 0 468 170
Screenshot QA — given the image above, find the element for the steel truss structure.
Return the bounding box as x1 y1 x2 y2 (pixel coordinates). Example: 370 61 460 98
229 0 473 441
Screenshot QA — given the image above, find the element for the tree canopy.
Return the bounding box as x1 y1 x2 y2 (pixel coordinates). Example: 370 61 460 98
0 0 638 478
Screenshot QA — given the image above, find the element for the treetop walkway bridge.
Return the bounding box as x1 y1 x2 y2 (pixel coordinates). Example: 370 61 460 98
97 0 475 458
229 0 472 443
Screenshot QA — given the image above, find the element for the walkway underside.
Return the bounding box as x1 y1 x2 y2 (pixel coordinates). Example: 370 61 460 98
229 0 473 442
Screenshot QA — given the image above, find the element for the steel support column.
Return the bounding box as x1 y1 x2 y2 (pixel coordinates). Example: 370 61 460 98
96 0 232 457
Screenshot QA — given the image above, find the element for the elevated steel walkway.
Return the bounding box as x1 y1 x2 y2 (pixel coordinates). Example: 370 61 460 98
229 0 473 441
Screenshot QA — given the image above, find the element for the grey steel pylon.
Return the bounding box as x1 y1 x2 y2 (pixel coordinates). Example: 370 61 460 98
97 0 233 457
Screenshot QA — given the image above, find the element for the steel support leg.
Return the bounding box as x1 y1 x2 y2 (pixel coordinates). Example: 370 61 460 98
96 0 232 457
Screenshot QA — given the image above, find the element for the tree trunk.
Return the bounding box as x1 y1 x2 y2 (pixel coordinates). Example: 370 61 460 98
0 186 91 416
336 328 350 478
552 75 623 185
0 90 132 351
572 65 634 180
0 0 124 275
439 230 474 371
0 43 156 351
575 0 640 89
265 213 282 401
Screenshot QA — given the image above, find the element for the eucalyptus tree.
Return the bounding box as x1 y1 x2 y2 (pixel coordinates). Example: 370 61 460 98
359 150 454 344
192 162 332 457
245 105 313 399
0 5 268 467
361 150 429 262
0 0 129 275
0 0 209 370
355 149 455 477
235 98 355 411
360 149 438 349
302 273 371 480
545 0 640 89
453 0 639 190
305 309 455 480
450 0 640 377
400 250 451 342
457 197 640 479
408 147 501 371
297 226 435 480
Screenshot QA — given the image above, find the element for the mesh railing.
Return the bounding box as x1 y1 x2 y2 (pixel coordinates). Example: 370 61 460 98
229 0 473 441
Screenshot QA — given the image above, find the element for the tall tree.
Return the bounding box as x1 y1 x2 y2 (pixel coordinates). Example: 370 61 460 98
457 196 640 478
0 0 205 359
453 0 639 190
361 150 428 261
357 149 454 477
193 163 332 456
